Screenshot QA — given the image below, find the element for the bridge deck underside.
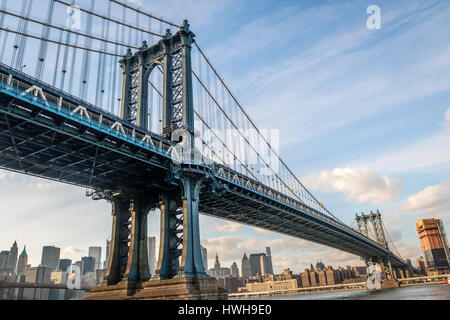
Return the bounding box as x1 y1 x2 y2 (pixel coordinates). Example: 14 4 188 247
0 93 172 193
200 184 405 267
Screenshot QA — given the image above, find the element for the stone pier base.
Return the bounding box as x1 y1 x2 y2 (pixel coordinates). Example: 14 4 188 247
85 277 227 300
85 280 139 300
134 277 227 300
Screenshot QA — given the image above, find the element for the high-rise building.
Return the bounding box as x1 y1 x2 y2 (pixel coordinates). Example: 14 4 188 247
81 256 96 275
201 246 208 271
59 259 72 272
104 239 111 269
147 237 157 276
416 219 450 275
0 251 9 272
249 253 264 276
241 253 251 279
437 220 450 266
416 256 427 274
41 246 61 270
88 247 102 270
17 247 28 275
261 247 273 275
230 262 239 277
6 241 18 274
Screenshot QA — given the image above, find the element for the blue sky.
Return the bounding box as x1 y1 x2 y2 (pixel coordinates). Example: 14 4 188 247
0 0 449 274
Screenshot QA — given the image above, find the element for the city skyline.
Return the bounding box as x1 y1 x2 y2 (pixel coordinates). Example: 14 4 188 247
0 0 449 276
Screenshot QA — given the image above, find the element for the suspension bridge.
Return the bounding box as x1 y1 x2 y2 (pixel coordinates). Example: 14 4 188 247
0 0 407 299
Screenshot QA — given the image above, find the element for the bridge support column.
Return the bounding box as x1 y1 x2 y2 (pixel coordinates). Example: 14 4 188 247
176 173 207 278
154 194 182 280
87 194 155 300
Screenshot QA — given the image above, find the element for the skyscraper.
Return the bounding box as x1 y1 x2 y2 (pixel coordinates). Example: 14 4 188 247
88 247 102 270
17 246 28 275
241 253 251 279
41 246 61 269
201 246 208 271
147 237 157 276
249 253 264 276
59 259 72 272
416 219 450 275
6 241 18 274
81 256 96 275
261 247 273 275
104 239 111 269
0 251 9 271
231 262 239 277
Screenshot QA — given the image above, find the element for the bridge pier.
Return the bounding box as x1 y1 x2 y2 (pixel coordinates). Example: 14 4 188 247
87 194 156 300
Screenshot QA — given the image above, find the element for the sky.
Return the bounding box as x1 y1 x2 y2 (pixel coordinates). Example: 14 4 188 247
0 0 449 275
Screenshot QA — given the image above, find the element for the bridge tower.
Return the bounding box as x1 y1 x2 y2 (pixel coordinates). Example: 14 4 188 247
88 21 226 300
355 210 399 289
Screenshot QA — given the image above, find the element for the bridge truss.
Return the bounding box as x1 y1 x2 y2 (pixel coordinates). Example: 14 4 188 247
0 0 406 294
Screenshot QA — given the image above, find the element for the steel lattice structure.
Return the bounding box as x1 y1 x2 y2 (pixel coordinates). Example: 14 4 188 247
0 0 407 292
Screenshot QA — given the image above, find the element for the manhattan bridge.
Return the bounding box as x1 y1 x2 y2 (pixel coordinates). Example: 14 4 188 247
0 0 407 299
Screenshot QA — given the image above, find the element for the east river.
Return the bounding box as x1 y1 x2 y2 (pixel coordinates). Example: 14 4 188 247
258 285 450 300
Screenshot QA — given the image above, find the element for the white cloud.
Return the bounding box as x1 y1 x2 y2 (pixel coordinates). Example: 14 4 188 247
251 227 273 235
401 181 450 216
214 221 242 233
63 247 84 255
445 108 450 124
304 166 403 205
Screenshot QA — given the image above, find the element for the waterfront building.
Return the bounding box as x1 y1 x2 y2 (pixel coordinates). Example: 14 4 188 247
49 270 68 300
147 237 157 276
41 246 60 269
23 266 53 300
318 270 327 286
240 273 301 293
6 241 18 274
416 256 427 274
416 219 450 275
325 267 340 285
353 266 367 277
241 253 251 279
16 247 28 275
88 247 102 270
217 277 243 293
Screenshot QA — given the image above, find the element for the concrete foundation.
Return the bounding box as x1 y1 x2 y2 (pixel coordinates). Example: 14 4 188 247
85 277 227 300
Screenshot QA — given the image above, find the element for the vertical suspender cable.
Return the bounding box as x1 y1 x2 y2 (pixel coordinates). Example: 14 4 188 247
15 0 32 70
35 0 54 79
0 0 7 63
52 30 64 86
79 0 95 100
68 33 78 94
60 0 76 91
11 0 28 67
